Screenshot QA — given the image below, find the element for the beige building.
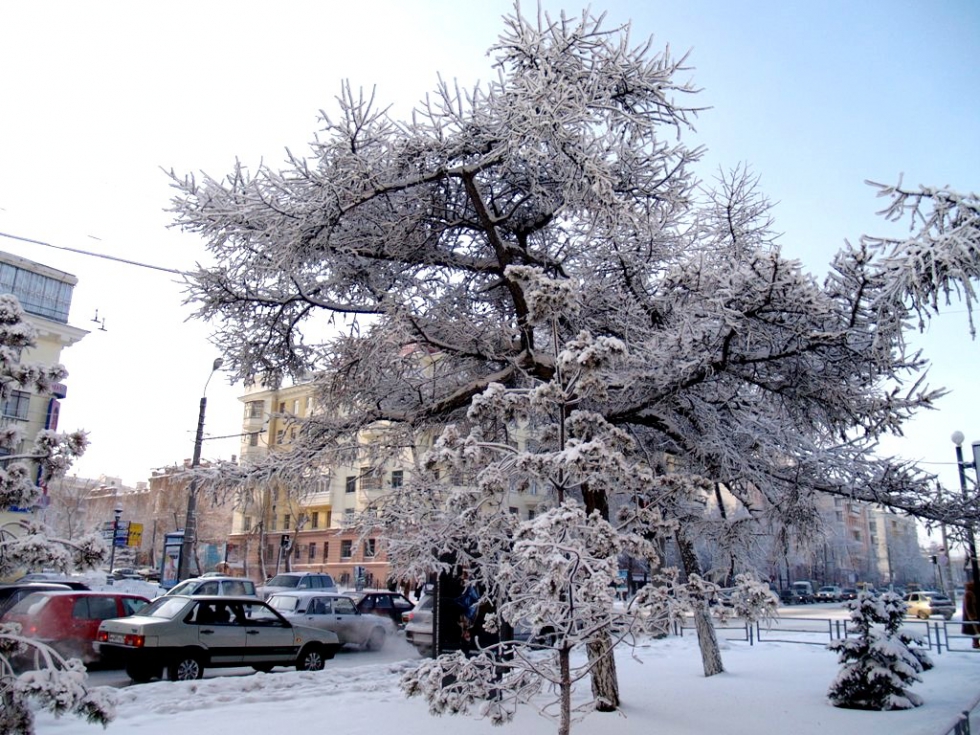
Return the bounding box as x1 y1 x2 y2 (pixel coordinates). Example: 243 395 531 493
228 378 547 587
0 251 87 533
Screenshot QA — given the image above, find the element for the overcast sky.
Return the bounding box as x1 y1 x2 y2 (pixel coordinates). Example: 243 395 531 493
0 1 977 522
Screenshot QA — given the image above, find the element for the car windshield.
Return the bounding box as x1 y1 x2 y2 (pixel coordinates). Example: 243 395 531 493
267 595 302 612
138 597 192 619
7 593 52 617
265 575 300 588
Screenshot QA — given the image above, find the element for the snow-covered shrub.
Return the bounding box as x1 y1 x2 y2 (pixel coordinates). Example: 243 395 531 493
827 590 933 710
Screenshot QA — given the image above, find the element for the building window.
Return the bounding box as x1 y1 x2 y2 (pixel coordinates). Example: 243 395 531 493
243 516 252 532
276 429 285 444
323 542 330 562
391 470 404 488
306 396 313 412
245 400 263 419
344 508 354 524
278 401 286 413
509 507 518 515
308 542 317 561
340 540 353 559
852 530 861 542
283 514 290 530
345 476 357 494
266 544 274 560
527 508 535 520
248 432 259 447
835 511 844 522
364 539 376 557
2 390 30 421
311 511 319 529
292 399 300 415
0 262 73 323
270 509 277 531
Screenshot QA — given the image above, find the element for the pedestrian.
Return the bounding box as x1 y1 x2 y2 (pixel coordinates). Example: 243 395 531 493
962 581 979 649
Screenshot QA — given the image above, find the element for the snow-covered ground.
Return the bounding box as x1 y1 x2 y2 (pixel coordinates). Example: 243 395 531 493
32 620 980 735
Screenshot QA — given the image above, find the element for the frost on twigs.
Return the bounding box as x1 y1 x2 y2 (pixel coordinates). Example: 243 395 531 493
827 591 932 710
0 625 117 735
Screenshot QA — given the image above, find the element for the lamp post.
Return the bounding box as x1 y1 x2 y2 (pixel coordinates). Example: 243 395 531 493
107 503 123 583
951 431 980 596
177 357 224 581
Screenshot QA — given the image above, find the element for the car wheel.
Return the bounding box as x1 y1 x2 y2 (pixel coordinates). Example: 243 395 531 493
366 628 386 651
125 664 158 683
296 645 326 672
944 613 954 621
252 664 274 673
168 653 204 681
916 610 929 620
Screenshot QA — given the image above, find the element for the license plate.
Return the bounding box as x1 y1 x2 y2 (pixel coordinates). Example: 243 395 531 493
108 633 126 644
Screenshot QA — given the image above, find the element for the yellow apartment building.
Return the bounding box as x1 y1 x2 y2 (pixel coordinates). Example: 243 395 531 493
0 250 87 536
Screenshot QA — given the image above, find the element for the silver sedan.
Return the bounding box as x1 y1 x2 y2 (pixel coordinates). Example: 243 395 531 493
267 592 392 650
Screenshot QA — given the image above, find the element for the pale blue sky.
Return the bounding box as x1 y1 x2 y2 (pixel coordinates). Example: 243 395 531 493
0 1 976 521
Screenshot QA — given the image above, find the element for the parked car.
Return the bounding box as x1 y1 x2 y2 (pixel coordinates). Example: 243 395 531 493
815 586 843 603
350 591 415 627
110 567 141 580
904 590 955 620
257 572 337 600
779 588 806 605
401 593 555 657
15 573 90 590
163 576 257 598
0 582 72 617
403 594 435 657
3 590 150 664
96 594 340 682
266 591 391 650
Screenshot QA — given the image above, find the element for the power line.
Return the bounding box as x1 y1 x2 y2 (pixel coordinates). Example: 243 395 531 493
0 230 187 275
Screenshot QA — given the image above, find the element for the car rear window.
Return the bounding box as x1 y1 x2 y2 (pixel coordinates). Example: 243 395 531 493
73 596 120 620
7 593 52 617
266 575 300 588
224 580 254 596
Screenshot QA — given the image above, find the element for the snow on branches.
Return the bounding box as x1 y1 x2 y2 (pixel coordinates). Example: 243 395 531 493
827 591 932 710
0 294 110 735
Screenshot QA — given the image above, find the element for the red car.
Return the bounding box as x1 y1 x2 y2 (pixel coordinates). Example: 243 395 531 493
3 590 150 665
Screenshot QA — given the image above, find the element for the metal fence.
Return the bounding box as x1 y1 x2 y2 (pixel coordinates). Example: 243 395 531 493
671 614 980 734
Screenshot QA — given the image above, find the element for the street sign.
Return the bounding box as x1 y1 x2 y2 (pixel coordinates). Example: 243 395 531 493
127 523 143 547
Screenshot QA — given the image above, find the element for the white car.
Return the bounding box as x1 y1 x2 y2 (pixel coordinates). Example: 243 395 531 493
257 572 337 600
163 576 257 598
266 591 391 650
96 594 340 682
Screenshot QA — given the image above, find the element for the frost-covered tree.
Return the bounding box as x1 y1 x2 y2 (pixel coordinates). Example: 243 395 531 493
0 294 112 735
827 590 933 710
170 2 979 721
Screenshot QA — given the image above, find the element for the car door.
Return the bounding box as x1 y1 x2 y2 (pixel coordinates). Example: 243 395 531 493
330 596 366 645
191 601 247 665
239 600 297 665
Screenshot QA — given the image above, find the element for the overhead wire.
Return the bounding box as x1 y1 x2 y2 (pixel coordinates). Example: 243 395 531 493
0 230 188 276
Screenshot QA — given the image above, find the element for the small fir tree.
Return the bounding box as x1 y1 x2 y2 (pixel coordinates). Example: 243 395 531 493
827 590 933 710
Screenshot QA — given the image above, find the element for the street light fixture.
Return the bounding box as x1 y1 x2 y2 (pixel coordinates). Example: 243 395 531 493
107 503 123 582
177 357 224 581
951 431 980 597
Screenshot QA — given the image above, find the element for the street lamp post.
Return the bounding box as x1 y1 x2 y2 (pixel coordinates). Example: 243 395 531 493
107 503 123 583
177 358 224 581
951 431 980 597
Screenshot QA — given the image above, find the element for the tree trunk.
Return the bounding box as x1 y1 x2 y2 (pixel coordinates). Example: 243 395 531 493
559 644 571 735
587 631 620 711
580 480 620 711
676 530 725 677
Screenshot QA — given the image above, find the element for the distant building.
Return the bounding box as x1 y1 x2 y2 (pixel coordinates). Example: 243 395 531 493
0 250 87 531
